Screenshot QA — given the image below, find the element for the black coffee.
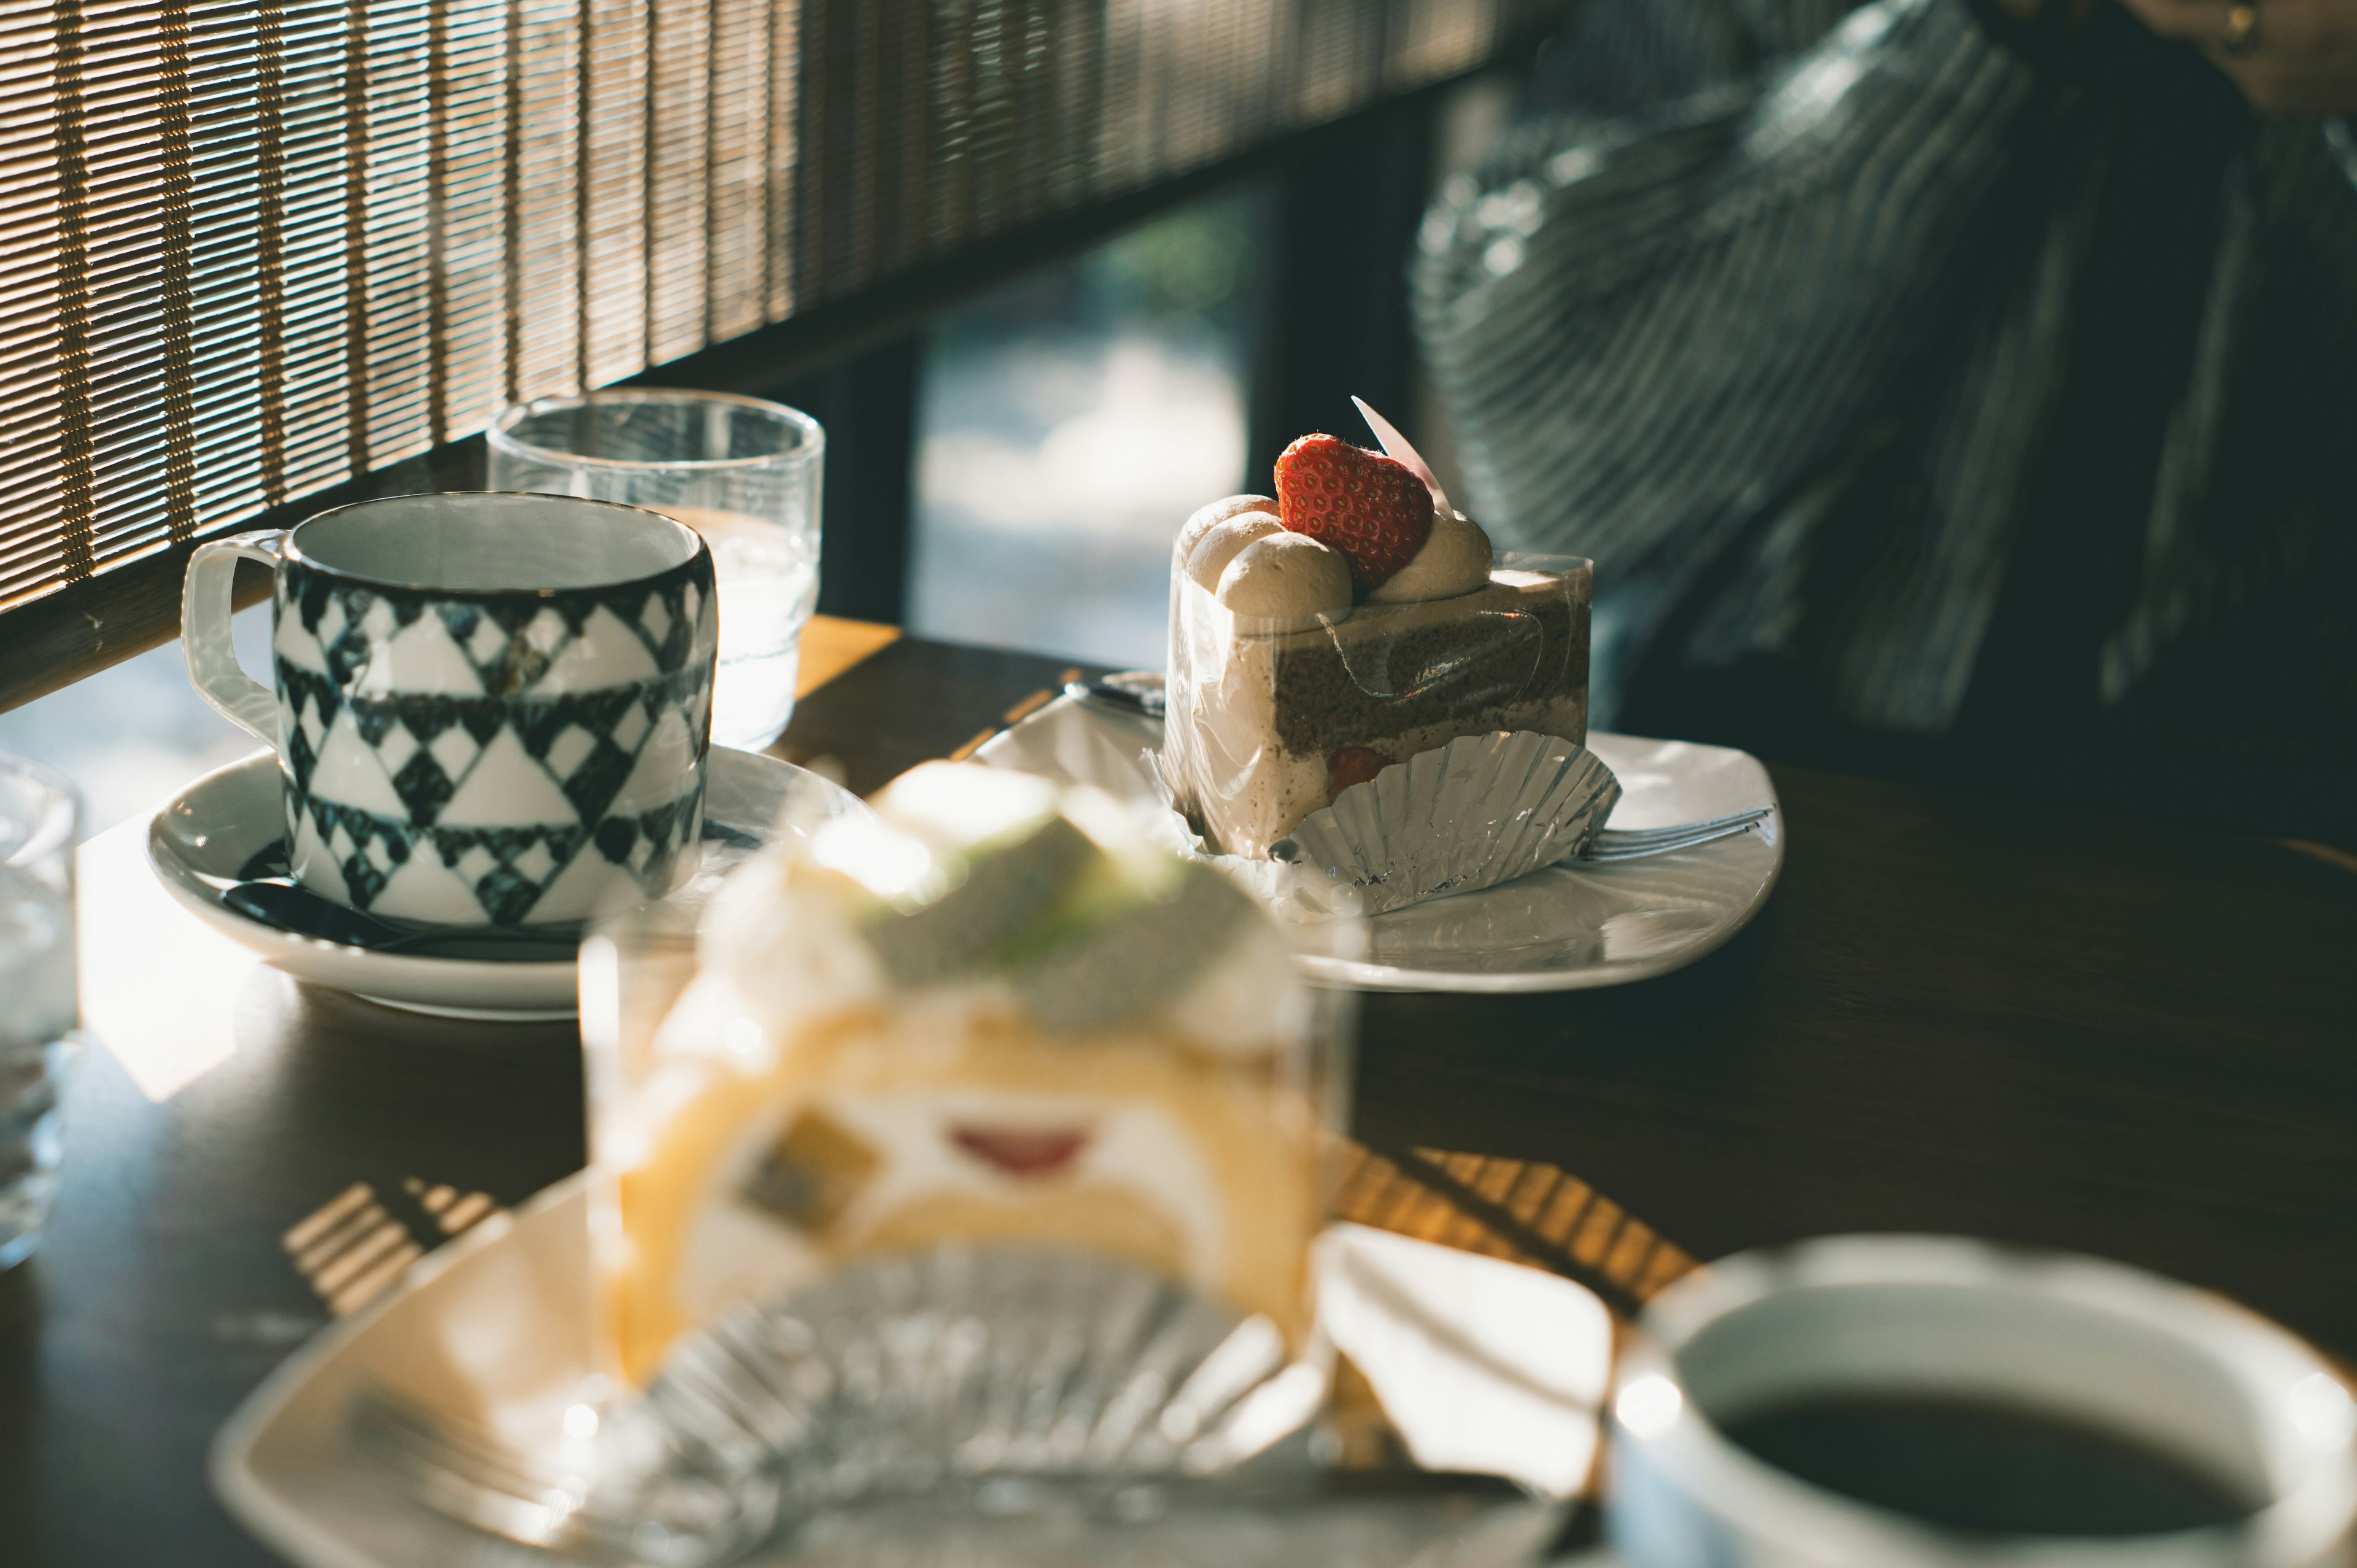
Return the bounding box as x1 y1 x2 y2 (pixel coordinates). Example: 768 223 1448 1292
1720 1396 2256 1537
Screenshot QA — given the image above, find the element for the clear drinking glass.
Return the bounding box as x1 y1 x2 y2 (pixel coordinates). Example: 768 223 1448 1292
0 754 80 1270
489 390 824 751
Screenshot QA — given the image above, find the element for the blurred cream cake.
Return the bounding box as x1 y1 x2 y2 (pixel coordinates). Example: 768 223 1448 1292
598 763 1325 1385
1164 433 1591 859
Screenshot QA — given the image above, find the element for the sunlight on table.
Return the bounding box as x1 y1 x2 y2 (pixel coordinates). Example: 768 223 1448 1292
77 819 257 1102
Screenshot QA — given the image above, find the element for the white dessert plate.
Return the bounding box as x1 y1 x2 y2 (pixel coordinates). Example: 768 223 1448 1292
211 1175 1609 1568
976 697 1783 994
147 746 865 1021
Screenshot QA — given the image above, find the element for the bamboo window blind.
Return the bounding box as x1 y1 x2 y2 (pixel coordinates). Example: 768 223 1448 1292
0 0 1536 637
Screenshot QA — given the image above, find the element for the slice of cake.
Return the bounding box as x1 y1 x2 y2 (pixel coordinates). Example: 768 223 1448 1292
595 763 1334 1385
1165 433 1591 859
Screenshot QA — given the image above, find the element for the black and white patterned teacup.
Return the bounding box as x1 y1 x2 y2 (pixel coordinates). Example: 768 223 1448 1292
183 492 718 928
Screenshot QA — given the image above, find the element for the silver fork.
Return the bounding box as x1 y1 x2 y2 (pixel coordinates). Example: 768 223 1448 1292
346 1388 775 1566
1580 808 1772 863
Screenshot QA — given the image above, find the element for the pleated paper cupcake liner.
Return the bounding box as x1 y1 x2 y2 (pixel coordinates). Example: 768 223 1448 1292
1269 732 1619 917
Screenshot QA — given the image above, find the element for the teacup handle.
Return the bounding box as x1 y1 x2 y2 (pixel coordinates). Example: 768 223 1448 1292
183 530 290 749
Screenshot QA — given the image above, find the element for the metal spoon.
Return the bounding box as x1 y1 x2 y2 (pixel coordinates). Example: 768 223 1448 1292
1065 672 1165 717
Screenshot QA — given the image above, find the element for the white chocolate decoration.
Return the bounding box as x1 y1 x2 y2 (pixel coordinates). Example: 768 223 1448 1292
1367 509 1493 603
1215 533 1351 633
1184 511 1281 590
1177 494 1276 567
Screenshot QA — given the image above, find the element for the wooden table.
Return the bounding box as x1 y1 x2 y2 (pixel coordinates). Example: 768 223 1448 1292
5 619 2354 1565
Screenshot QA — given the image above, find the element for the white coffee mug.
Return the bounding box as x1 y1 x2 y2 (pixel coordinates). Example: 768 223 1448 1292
1609 1235 2357 1567
183 492 719 928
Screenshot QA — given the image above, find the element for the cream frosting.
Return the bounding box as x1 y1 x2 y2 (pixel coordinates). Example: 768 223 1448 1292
1161 927 1308 1058
675 1075 1229 1334
1367 509 1492 603
1215 533 1352 633
705 862 887 1025
1176 493 1276 568
1184 511 1281 590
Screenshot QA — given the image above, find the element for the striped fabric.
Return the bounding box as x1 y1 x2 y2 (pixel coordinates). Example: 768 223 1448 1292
1413 0 2357 750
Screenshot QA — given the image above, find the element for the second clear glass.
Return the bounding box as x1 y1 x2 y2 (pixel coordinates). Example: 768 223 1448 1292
0 752 80 1270
489 390 824 752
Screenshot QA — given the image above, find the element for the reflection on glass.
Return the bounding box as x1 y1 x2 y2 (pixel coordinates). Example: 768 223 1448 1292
1 754 77 1265
0 608 274 843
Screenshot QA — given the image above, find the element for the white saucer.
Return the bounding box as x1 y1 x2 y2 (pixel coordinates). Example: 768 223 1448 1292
976 697 1784 994
211 1173 1600 1568
147 747 867 1021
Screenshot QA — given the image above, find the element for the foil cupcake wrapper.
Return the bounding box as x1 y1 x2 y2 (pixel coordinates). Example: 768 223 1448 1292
548 1227 1589 1566
610 1237 1584 1565
1268 732 1619 918
637 1245 1325 1516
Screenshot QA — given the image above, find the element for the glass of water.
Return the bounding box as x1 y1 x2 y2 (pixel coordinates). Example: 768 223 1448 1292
1 754 79 1270
489 390 824 751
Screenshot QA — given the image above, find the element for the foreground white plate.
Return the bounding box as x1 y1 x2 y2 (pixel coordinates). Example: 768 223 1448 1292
977 698 1782 994
147 746 864 1020
210 1177 1609 1568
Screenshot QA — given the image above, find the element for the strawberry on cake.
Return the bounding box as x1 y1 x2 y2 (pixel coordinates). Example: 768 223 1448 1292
1164 429 1592 860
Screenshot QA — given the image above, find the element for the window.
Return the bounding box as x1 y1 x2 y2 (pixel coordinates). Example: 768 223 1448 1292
0 0 1531 711
910 190 1263 668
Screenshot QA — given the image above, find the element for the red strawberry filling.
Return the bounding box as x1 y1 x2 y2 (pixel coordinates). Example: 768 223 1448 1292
1273 434 1433 590
950 1124 1090 1178
1326 746 1388 797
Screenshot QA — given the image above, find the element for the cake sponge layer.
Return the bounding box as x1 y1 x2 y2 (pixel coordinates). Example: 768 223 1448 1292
1268 571 1588 758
